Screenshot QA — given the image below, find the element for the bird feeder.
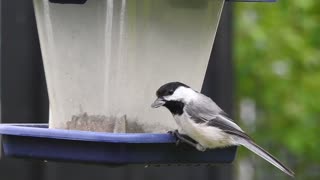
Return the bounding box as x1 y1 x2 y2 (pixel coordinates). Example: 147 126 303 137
34 0 227 132
0 0 276 165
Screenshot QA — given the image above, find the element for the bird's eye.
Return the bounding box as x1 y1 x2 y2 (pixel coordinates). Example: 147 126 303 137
168 89 174 95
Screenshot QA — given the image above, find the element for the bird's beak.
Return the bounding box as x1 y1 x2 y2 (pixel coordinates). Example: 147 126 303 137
151 98 165 108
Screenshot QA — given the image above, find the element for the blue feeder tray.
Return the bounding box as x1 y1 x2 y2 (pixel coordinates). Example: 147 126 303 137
0 124 237 165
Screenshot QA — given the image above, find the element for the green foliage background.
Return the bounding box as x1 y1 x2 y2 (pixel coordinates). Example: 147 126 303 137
234 1 320 179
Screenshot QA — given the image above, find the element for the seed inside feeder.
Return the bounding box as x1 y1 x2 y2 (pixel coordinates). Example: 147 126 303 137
67 113 127 133
67 113 150 133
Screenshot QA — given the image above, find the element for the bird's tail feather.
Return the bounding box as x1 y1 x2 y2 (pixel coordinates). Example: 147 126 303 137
237 138 295 177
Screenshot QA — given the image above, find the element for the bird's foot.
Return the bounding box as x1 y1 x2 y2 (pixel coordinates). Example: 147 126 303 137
168 130 198 149
196 144 206 152
168 130 180 146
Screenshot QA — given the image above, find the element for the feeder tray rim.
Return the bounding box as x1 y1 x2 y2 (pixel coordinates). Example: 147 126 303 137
0 123 176 144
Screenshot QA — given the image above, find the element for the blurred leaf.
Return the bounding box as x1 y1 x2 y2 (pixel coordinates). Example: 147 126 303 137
235 0 320 179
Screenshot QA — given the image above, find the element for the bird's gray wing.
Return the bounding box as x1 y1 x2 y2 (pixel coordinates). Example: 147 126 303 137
184 95 222 122
185 97 243 132
186 106 247 137
206 115 250 139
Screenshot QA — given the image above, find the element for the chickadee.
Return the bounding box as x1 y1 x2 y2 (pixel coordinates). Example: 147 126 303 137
151 82 294 177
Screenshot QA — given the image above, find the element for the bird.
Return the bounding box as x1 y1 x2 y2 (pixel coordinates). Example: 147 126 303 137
151 81 294 177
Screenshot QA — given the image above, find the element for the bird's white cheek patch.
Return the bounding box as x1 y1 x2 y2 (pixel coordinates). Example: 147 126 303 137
166 87 198 102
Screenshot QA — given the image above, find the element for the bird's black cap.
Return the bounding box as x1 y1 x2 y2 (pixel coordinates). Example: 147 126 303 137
156 82 189 97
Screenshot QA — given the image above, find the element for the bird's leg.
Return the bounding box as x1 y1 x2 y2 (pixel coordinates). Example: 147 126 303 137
196 144 206 152
168 130 198 148
167 130 181 145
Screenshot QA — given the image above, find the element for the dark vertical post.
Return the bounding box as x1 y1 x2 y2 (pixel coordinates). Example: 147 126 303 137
201 2 234 180
0 0 49 124
0 0 48 180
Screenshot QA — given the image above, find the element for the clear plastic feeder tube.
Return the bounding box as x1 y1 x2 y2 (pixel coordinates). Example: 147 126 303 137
33 0 225 133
